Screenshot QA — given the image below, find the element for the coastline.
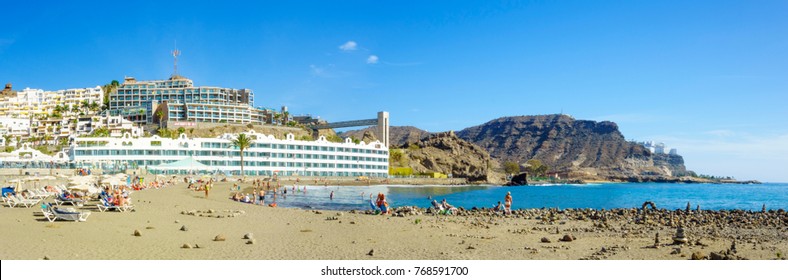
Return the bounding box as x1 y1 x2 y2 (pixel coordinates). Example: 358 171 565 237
1 176 786 260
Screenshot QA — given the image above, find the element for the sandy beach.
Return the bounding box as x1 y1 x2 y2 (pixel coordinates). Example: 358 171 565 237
1 176 786 260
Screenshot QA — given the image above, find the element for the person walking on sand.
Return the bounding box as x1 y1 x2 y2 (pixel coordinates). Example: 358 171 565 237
504 191 513 215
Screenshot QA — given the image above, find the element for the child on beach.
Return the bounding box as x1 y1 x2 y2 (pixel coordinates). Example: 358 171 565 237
376 193 389 215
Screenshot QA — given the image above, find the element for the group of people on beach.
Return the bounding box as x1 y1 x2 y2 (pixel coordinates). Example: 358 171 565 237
187 179 213 198
429 191 513 215
493 191 513 215
100 185 131 207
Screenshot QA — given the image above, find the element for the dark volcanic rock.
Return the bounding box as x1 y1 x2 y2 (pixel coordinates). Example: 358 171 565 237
507 173 528 186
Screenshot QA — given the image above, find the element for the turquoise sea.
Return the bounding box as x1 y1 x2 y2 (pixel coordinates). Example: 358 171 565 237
266 182 788 212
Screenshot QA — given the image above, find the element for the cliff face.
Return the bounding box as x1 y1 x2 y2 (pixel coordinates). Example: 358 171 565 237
398 131 505 184
456 114 688 180
340 126 431 148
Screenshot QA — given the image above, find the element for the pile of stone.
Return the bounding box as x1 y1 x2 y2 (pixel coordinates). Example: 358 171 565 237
180 209 245 219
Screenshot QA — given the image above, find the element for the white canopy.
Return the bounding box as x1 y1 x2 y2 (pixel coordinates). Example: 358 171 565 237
150 157 214 171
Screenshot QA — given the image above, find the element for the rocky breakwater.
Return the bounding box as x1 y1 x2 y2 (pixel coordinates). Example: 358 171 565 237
367 204 788 243
399 131 505 184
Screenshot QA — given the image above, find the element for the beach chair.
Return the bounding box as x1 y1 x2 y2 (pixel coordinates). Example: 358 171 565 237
2 195 12 207
8 195 41 208
42 204 91 222
54 194 85 207
53 207 91 222
41 205 57 222
40 187 58 198
26 189 50 200
96 198 124 212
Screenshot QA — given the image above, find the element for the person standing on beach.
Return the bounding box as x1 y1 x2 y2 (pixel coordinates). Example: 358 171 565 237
330 191 334 200
259 189 265 205
205 180 212 198
504 191 512 215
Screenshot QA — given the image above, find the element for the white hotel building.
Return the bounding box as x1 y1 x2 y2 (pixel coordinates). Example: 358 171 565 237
69 130 389 177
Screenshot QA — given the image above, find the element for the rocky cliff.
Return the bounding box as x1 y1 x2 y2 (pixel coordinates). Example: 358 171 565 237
456 114 689 180
340 126 431 148
396 131 505 184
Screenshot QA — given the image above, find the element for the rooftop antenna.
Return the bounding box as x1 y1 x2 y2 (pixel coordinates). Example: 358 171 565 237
172 41 181 76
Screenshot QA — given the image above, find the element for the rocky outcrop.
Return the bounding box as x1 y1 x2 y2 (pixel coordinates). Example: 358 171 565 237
341 126 431 148
398 131 504 184
508 173 528 186
456 114 689 180
360 130 378 144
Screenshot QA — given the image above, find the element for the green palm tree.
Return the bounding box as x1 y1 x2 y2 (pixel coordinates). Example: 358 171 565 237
156 111 164 128
90 101 100 112
81 100 90 114
273 113 282 125
231 133 254 176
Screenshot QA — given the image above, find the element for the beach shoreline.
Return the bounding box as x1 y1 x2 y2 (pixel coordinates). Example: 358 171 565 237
1 176 786 260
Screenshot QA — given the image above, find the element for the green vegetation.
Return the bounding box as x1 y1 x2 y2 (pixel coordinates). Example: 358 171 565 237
35 146 54 155
687 171 735 181
390 149 403 165
525 159 549 177
299 135 314 141
5 146 15 153
231 133 254 175
351 137 361 144
101 80 120 110
407 143 420 151
503 161 521 175
325 134 344 143
389 167 414 176
156 128 178 139
88 127 110 137
156 111 164 128
177 127 186 135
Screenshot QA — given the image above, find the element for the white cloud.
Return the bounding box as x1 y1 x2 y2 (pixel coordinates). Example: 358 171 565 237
309 64 325 76
339 41 357 51
366 55 379 64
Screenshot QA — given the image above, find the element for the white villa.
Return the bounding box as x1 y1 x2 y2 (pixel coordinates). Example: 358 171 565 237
69 130 389 177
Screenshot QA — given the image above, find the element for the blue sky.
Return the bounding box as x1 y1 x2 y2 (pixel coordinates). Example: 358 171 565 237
2 1 787 182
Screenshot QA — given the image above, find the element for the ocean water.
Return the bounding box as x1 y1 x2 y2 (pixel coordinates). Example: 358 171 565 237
263 182 788 212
